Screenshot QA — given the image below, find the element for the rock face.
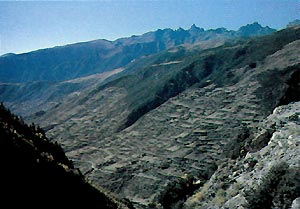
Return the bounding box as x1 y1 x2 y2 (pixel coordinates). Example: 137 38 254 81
184 101 300 209
291 198 300 209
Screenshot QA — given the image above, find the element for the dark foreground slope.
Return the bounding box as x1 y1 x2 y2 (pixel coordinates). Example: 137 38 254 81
0 103 131 208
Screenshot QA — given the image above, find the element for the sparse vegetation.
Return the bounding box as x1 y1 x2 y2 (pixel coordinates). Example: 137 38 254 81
273 166 300 209
244 161 289 209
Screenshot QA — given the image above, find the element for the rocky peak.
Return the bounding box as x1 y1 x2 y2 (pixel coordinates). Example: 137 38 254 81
238 22 276 37
189 24 205 34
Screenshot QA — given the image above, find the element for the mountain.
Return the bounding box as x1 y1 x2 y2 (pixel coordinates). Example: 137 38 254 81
1 23 299 209
0 22 275 83
0 22 275 117
0 103 131 208
16 27 298 208
237 22 276 37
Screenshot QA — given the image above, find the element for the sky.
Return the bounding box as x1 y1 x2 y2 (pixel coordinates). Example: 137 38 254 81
0 0 299 55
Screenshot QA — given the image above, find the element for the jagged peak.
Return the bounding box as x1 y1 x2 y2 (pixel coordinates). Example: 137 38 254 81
238 22 263 30
238 22 276 37
176 27 185 32
189 24 205 33
190 23 198 29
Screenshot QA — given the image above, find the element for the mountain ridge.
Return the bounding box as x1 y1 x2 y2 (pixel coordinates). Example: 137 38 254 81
0 22 275 83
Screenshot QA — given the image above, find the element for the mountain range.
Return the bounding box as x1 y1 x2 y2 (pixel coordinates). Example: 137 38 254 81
0 21 300 209
0 22 276 118
0 22 275 83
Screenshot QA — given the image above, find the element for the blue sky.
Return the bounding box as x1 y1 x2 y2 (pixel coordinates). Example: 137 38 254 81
0 0 299 55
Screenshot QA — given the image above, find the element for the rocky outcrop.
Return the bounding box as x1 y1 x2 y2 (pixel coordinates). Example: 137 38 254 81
184 101 300 209
291 198 300 209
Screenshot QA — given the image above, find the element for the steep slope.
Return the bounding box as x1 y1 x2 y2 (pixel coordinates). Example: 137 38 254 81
83 39 300 208
36 27 299 141
0 67 124 117
29 28 300 208
0 103 131 208
0 22 274 83
184 101 300 209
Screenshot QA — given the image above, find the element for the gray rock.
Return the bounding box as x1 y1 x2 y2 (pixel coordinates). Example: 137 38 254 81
291 197 300 209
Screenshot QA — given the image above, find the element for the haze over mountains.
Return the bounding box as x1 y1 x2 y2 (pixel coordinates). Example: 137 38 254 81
1 21 300 209
0 22 275 83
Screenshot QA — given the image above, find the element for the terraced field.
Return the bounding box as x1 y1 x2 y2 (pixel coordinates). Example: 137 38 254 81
38 37 300 208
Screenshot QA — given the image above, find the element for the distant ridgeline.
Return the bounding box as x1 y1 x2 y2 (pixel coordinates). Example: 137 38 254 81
0 103 131 208
0 22 275 83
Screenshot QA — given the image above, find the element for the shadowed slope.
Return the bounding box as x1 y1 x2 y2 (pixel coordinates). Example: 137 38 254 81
0 103 131 208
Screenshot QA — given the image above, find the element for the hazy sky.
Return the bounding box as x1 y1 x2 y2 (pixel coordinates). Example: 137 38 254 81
0 0 299 55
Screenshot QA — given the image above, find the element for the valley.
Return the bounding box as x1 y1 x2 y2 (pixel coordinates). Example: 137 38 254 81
1 22 300 209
